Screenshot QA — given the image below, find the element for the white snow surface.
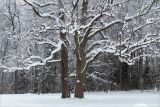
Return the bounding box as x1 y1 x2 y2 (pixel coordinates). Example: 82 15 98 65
0 91 159 107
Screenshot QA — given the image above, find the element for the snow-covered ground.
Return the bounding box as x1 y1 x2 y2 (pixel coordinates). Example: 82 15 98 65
0 91 159 107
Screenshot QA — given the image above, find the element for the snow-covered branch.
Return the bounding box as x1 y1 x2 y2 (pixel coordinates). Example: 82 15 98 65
32 1 56 7
88 20 123 40
23 0 59 21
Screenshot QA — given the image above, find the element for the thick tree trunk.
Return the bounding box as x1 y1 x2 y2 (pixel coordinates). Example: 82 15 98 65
74 0 88 98
121 62 129 91
74 31 86 98
58 0 70 98
74 45 86 98
61 43 70 98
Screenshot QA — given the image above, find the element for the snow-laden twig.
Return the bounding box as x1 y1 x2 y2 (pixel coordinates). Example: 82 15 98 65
87 72 117 86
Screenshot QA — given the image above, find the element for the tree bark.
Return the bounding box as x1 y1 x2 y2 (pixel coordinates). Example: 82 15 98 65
14 71 18 94
58 0 70 98
61 42 70 98
74 0 88 98
74 46 86 98
138 49 144 92
74 31 86 98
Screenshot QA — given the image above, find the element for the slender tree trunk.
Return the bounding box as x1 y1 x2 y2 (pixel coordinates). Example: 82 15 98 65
1 71 4 94
119 62 122 90
14 71 18 94
138 49 144 92
118 31 123 90
38 69 41 95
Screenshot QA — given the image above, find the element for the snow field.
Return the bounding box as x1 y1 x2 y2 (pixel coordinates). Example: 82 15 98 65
0 91 159 107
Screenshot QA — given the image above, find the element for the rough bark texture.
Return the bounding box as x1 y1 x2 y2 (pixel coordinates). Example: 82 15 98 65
61 42 70 98
74 0 88 98
58 0 70 98
74 38 86 98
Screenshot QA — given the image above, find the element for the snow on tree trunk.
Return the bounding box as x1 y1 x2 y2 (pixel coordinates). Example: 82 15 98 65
74 32 87 98
74 0 88 98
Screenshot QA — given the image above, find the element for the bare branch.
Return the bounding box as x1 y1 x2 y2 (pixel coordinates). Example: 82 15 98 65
88 20 123 40
125 0 158 22
23 0 58 20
